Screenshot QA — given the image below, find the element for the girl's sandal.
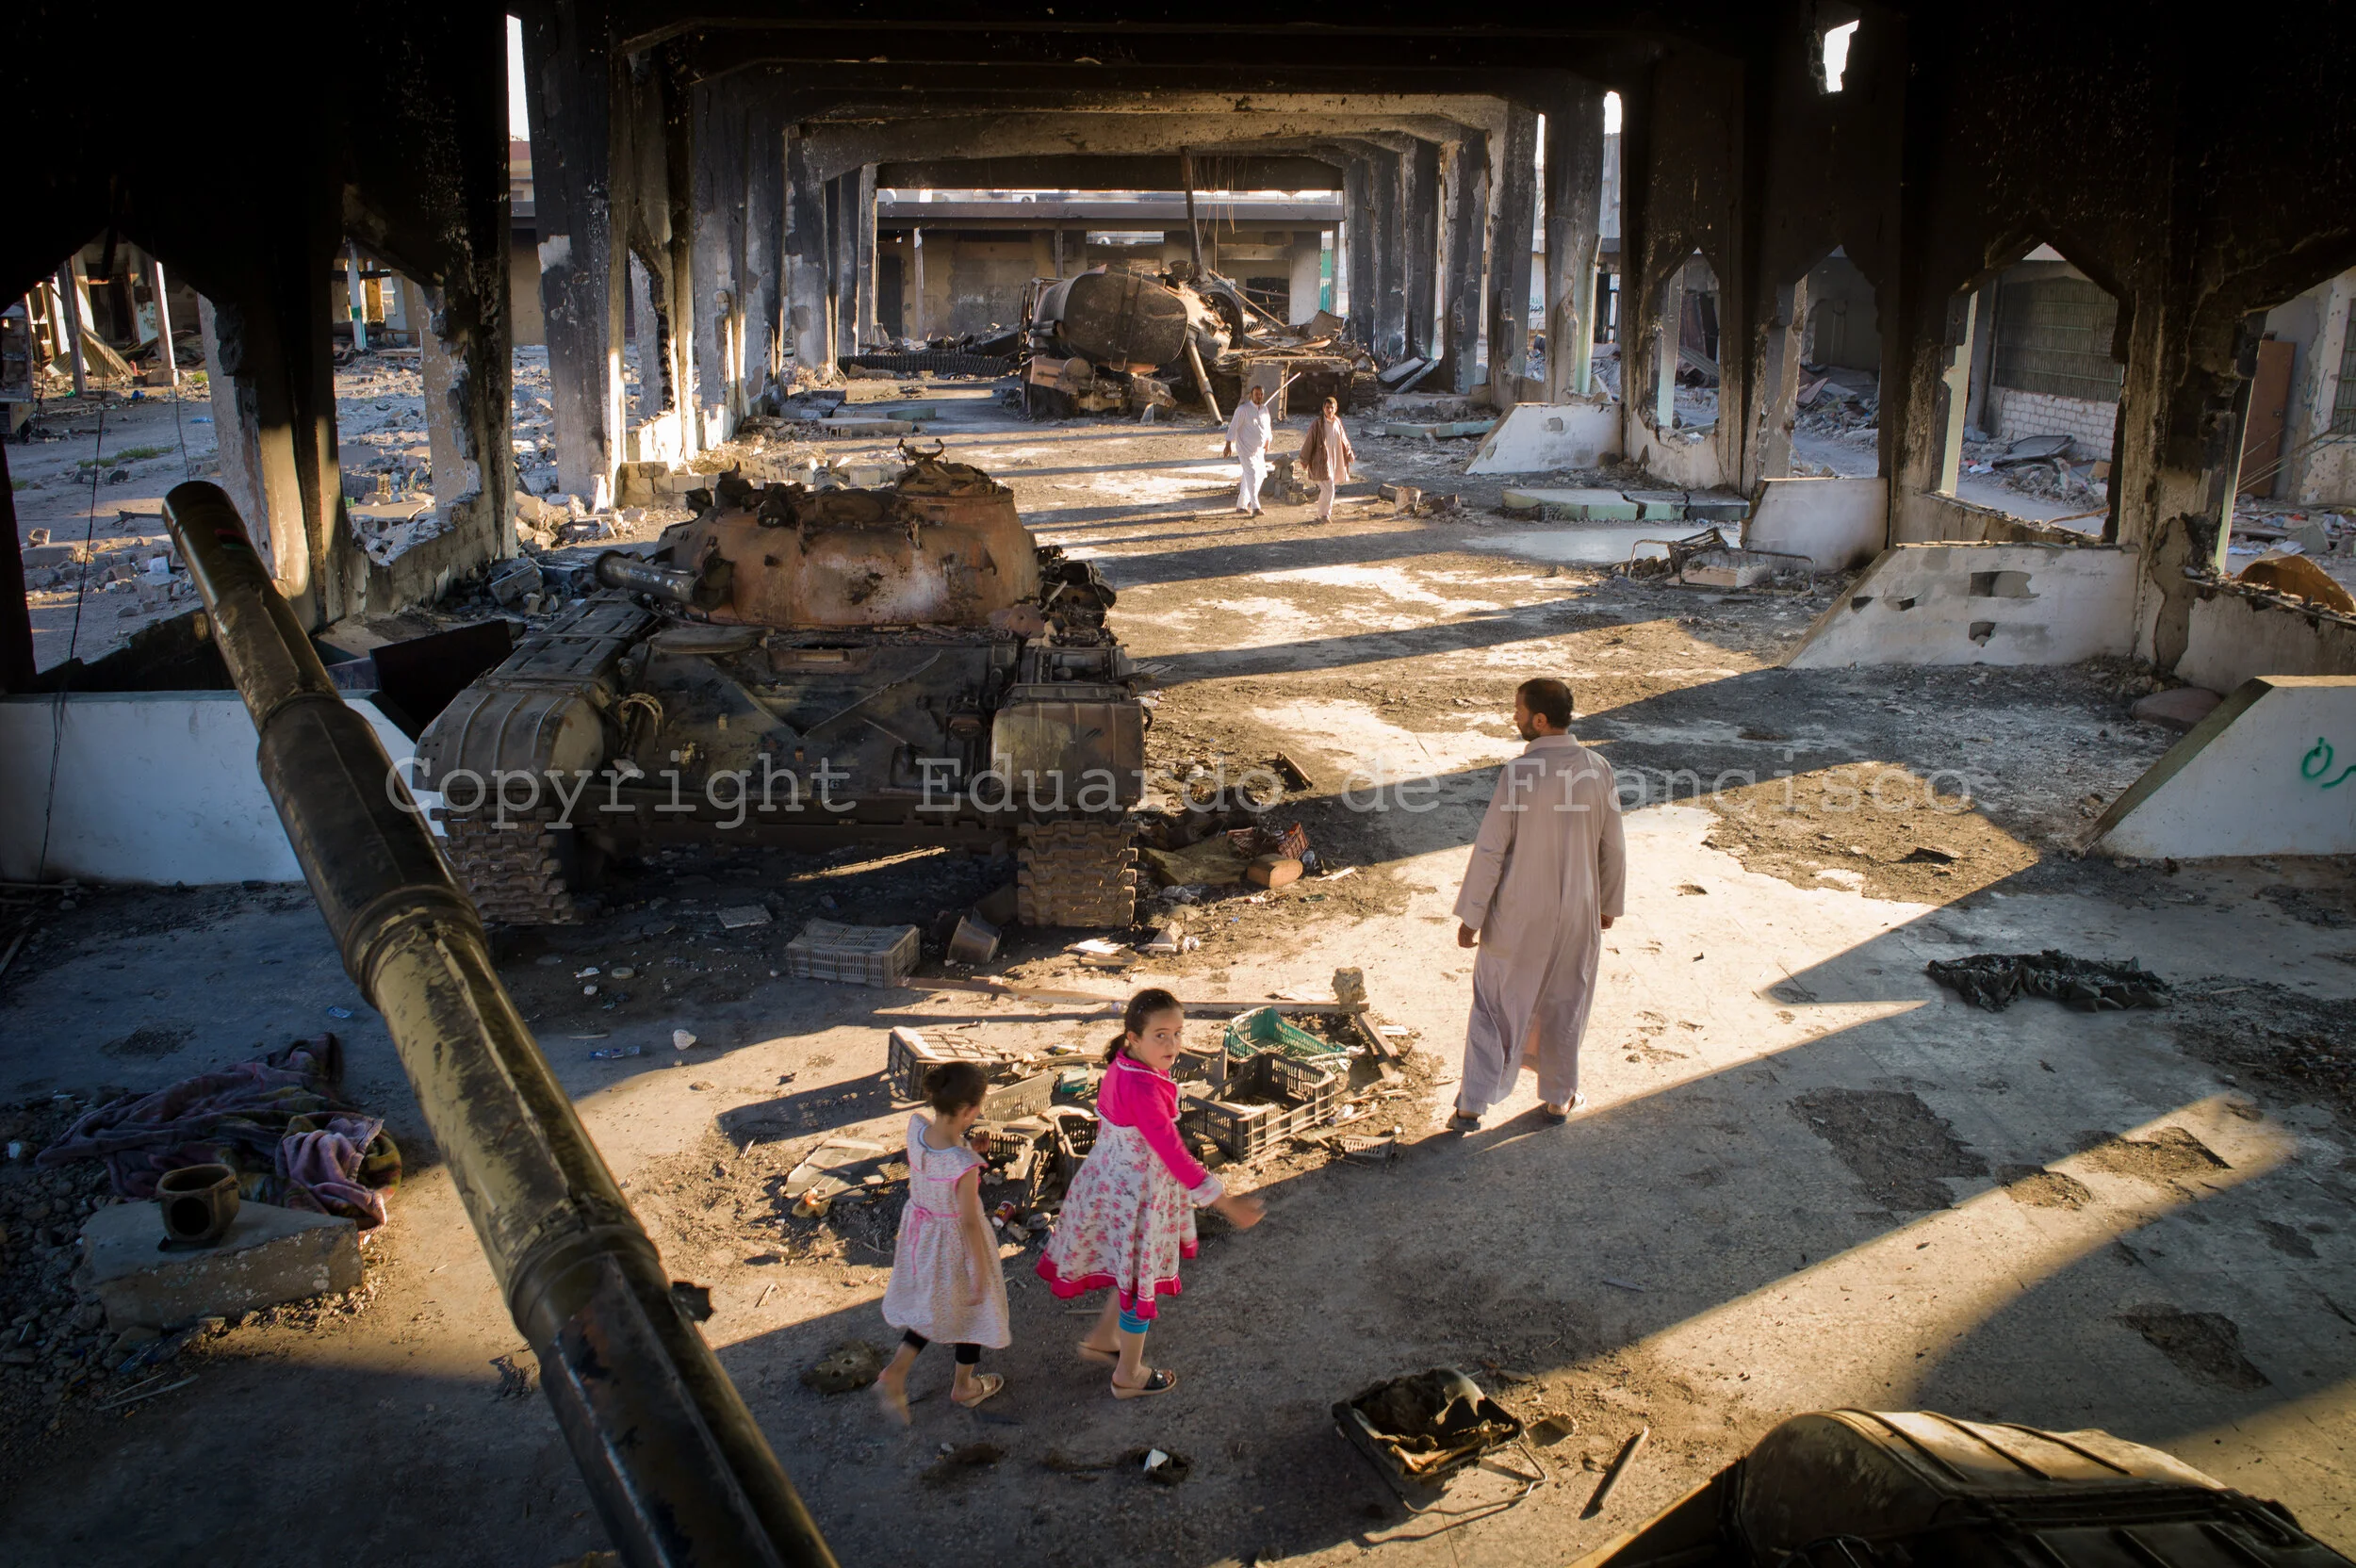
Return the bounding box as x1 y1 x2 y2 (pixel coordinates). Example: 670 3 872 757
1075 1341 1119 1364
952 1372 1006 1410
1111 1368 1177 1400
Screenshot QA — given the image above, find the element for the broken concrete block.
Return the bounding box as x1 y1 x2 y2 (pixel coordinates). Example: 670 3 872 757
1622 488 1688 520
21 543 81 568
2130 686 2224 731
1679 549 1775 589
817 416 917 436
1498 487 1643 521
1683 490 1752 523
82 1200 360 1331
487 557 544 606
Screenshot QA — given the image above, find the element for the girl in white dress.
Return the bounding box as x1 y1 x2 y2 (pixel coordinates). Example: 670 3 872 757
875 1062 1010 1421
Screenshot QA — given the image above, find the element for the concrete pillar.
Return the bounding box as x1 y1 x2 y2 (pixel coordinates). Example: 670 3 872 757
1288 234 1323 326
1545 83 1607 401
691 77 748 443
785 127 829 374
1344 157 1376 345
1752 277 1808 482
744 102 786 390
1402 139 1440 360
1486 107 1538 406
148 259 177 385
1442 136 1488 395
0 441 31 690
1934 290 1978 495
1369 148 1406 362
1654 272 1682 433
520 0 623 510
826 174 850 366
910 228 925 339
855 165 877 350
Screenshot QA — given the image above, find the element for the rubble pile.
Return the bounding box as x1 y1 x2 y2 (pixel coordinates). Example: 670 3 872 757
15 530 197 617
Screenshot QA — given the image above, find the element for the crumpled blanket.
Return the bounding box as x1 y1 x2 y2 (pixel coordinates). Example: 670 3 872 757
37 1036 401 1228
1925 950 2170 1013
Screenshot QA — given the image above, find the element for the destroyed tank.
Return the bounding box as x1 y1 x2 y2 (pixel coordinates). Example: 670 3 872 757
415 449 1147 927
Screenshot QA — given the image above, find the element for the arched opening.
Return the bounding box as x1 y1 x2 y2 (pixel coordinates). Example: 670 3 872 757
1637 251 1721 444
8 234 217 674
1941 241 2127 534
1790 246 1885 478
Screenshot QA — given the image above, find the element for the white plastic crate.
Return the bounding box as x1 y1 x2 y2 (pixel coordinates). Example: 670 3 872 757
784 920 920 988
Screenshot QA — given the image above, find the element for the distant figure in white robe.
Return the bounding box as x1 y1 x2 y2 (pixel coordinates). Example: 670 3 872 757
1223 384 1272 515
1450 678 1627 1127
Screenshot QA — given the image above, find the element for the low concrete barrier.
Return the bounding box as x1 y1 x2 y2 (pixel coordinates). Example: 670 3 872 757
1785 542 2138 668
1744 476 1888 570
1465 400 1622 474
0 692 416 884
2086 675 2356 858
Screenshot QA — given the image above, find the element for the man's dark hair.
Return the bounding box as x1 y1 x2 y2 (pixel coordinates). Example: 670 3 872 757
1516 678 1574 730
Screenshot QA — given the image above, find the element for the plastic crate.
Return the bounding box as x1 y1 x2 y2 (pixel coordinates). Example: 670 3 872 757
1221 1005 1350 1066
886 1026 1003 1102
787 920 920 988
1181 1052 1343 1160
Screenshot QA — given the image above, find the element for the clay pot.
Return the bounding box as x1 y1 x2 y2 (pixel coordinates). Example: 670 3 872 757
156 1163 239 1247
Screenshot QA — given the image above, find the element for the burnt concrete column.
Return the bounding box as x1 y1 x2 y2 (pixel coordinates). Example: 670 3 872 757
744 98 786 391
854 165 878 351
1486 106 1538 406
1441 134 1488 395
656 63 699 456
1402 139 1440 360
785 127 830 374
1343 156 1376 346
196 231 350 628
691 76 749 442
1368 147 1406 361
1752 277 1808 482
520 0 624 509
829 174 857 357
1546 82 1607 401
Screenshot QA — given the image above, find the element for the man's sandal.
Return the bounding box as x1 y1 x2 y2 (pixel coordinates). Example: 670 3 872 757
1111 1368 1177 1399
952 1372 1006 1410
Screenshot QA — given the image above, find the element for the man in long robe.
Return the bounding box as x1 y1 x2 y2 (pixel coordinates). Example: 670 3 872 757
1222 383 1272 515
1297 394 1355 522
1450 678 1626 1127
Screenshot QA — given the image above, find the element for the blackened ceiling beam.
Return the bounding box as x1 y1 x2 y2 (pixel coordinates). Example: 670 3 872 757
875 154 1343 189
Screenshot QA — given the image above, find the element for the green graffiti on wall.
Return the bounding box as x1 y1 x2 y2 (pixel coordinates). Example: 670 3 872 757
2302 737 2356 788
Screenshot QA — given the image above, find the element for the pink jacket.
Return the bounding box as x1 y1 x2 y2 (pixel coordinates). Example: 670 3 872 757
1099 1054 1223 1203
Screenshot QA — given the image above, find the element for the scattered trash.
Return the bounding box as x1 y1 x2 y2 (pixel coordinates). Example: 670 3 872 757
947 914 1002 964
609 966 636 980
1334 1368 1541 1512
673 1029 698 1051
1583 1426 1650 1518
574 967 601 979
325 1006 353 1020
1272 751 1317 791
1043 1446 1192 1485
786 920 924 987
801 1339 887 1395
1319 865 1359 882
1926 951 2169 1012
1067 937 1136 969
589 1045 643 1060
922 1443 1006 1485
717 905 773 930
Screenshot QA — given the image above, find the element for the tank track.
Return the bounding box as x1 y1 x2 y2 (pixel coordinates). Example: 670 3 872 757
433 807 584 925
1015 820 1138 928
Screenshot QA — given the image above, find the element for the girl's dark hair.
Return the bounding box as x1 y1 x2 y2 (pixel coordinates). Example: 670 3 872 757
923 1060 989 1115
1104 987 1185 1064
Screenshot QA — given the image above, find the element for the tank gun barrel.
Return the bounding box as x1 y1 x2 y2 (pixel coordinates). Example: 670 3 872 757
158 482 838 1568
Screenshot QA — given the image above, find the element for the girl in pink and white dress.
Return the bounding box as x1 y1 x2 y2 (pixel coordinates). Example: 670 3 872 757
875 1061 1009 1421
1037 988 1265 1398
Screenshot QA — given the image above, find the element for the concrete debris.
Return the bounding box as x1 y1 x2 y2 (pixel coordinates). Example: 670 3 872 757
2129 686 2224 731
82 1199 361 1332
1926 950 2170 1012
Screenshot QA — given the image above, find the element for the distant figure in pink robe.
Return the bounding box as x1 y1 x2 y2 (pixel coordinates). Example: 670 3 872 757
1450 678 1627 1127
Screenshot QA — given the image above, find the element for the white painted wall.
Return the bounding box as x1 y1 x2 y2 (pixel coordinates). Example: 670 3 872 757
2178 589 2356 693
0 693 417 885
1465 400 1623 474
1786 543 2140 668
1744 477 1888 570
2088 677 2356 858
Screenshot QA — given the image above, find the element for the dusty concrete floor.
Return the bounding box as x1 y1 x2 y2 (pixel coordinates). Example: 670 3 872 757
3 388 2354 1566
